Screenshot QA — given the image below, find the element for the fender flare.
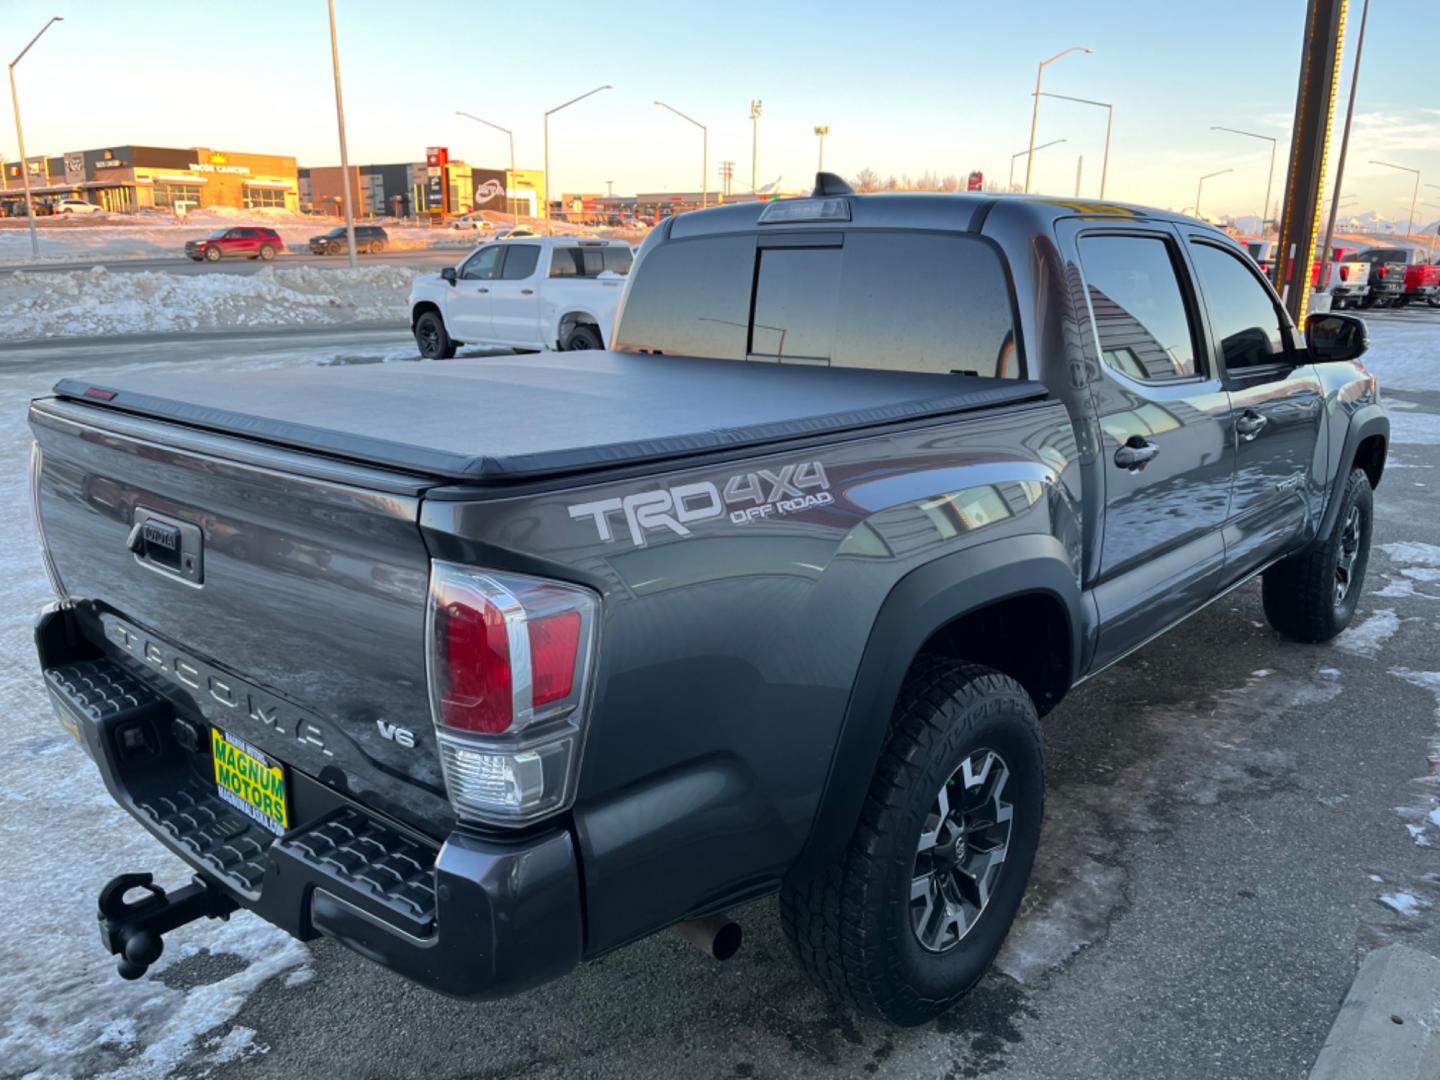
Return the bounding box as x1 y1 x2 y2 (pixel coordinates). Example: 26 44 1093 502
784 533 1085 885
1313 405 1388 549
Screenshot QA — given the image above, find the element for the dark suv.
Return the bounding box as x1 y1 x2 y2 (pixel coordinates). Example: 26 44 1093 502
308 224 388 255
184 228 283 263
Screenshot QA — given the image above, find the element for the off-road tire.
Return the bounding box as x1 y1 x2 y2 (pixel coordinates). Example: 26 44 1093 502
562 325 603 351
1262 467 1373 643
414 311 457 360
779 658 1044 1025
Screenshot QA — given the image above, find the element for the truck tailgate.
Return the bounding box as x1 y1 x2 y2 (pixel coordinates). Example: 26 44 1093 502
30 397 452 835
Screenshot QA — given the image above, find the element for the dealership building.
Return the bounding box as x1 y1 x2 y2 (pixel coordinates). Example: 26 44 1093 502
299 160 546 220
1 145 298 213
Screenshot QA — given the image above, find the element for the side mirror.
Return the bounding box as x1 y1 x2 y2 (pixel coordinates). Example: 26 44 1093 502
440 267 458 286
1306 312 1368 364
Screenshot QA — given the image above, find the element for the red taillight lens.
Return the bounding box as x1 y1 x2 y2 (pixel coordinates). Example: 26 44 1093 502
1340 265 1350 281
529 611 580 706
438 595 512 733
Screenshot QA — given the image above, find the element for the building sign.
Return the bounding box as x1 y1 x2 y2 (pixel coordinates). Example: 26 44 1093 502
189 162 251 175
425 147 449 213
95 158 128 170
967 170 984 192
471 168 506 205
65 154 85 185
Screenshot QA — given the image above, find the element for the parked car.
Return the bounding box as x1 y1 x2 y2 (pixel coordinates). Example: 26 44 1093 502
184 227 283 263
1354 248 1409 307
3 200 52 217
308 224 388 255
54 197 104 216
30 179 1387 1024
409 237 633 356
1249 243 1370 309
489 226 539 241
450 214 494 232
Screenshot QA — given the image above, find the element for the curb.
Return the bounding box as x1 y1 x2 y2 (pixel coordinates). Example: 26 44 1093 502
1309 944 1440 1080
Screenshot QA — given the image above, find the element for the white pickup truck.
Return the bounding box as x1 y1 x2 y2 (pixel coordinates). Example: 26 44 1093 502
409 237 633 357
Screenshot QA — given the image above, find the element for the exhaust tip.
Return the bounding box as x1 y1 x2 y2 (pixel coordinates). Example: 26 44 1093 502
675 914 743 961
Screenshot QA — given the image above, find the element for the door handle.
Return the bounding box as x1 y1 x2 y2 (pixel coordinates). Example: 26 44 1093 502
476 287 489 294
520 288 534 295
1114 437 1160 471
1235 410 1268 441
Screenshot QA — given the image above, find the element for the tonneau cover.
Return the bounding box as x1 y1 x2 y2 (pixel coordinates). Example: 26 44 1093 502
53 351 1048 482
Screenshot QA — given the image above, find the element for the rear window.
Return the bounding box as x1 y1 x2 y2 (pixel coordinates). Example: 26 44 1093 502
614 231 1019 377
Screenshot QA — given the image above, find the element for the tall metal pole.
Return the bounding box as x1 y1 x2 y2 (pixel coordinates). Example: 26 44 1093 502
545 85 613 234
1075 155 1084 198
326 0 358 269
1195 168 1233 220
457 111 518 225
1009 138 1066 193
1035 91 1113 199
655 101 707 209
1211 126 1280 238
814 125 829 174
1371 160 1421 241
9 16 63 260
749 100 763 194
1320 0 1369 288
1024 46 1091 194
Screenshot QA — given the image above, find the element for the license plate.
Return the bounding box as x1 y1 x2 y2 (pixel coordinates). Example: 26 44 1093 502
211 727 289 836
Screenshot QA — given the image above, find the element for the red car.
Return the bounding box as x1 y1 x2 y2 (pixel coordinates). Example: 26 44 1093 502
184 227 283 263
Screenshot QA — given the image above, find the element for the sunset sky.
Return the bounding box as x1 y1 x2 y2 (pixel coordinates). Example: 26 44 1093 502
6 0 1438 223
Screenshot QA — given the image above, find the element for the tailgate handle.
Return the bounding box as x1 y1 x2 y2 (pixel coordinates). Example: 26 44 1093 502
127 509 204 587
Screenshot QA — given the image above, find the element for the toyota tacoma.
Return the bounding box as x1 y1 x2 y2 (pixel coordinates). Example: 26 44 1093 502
29 177 1388 1024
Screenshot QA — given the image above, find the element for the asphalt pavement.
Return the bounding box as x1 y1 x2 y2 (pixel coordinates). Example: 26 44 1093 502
0 312 1437 1080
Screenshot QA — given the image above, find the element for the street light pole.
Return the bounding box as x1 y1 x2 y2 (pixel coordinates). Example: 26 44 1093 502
1211 125 1280 238
1034 91 1113 198
9 15 63 260
1195 168 1234 221
456 111 517 226
544 84 612 235
1009 138 1067 193
749 100 763 194
326 0 358 270
1371 159 1422 240
654 101 707 209
1024 45 1091 194
814 125 830 174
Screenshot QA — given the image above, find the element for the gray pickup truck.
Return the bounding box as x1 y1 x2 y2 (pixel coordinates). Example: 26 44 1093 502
29 177 1388 1025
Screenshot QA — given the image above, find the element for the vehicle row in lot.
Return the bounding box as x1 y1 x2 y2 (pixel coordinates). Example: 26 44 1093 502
308 224 389 255
1 197 105 217
1247 240 1440 309
410 236 632 355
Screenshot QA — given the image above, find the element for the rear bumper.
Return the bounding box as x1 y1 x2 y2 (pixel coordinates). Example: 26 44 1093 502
35 602 583 1000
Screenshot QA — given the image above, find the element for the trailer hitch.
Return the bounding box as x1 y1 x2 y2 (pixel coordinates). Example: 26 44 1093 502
97 872 238 980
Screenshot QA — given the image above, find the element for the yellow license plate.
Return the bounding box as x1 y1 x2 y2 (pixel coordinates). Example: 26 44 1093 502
211 727 289 836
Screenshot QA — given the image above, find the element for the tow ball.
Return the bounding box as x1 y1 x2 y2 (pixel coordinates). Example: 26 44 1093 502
97 872 239 980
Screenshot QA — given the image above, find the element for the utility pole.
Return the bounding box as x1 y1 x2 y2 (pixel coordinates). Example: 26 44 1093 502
749 100 763 193
1034 92 1114 198
1320 0 1369 291
719 160 734 198
1024 46 1091 194
1074 155 1084 197
326 0 358 269
814 125 829 174
9 15 63 259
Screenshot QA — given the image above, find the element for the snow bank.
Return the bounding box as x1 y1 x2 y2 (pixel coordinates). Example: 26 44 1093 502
1 265 415 338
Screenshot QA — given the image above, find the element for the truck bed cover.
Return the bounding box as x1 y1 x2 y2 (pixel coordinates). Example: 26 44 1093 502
52 351 1048 482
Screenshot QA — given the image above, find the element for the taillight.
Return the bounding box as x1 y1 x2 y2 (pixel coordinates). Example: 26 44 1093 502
1340 265 1350 282
426 563 598 824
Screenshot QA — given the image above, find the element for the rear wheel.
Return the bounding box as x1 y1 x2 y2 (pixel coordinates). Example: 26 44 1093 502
204 246 222 262
259 244 276 261
780 659 1044 1025
561 325 603 351
1262 467 1373 642
414 311 457 360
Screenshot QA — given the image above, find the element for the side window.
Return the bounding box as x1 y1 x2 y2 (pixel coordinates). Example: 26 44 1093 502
1078 235 1199 381
1188 242 1288 371
500 244 540 280
459 245 502 281
549 248 580 278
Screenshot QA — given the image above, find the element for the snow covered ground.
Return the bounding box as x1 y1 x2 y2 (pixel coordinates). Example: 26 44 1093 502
0 317 1435 1078
1 265 416 338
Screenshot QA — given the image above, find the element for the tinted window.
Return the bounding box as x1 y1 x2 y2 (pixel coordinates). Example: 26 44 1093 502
615 231 1019 377
459 245 502 280
1188 242 1288 370
603 248 633 275
1079 235 1198 380
500 244 540 280
549 248 581 277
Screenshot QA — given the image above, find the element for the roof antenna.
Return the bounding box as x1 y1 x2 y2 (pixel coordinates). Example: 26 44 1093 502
812 172 854 197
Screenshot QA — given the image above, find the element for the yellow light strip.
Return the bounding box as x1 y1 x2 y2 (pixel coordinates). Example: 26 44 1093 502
1299 0 1349 319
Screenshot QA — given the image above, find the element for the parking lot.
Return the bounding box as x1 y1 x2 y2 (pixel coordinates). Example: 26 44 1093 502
0 308 1436 1080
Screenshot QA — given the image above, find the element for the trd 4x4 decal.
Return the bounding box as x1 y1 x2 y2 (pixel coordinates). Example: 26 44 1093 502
569 461 833 547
